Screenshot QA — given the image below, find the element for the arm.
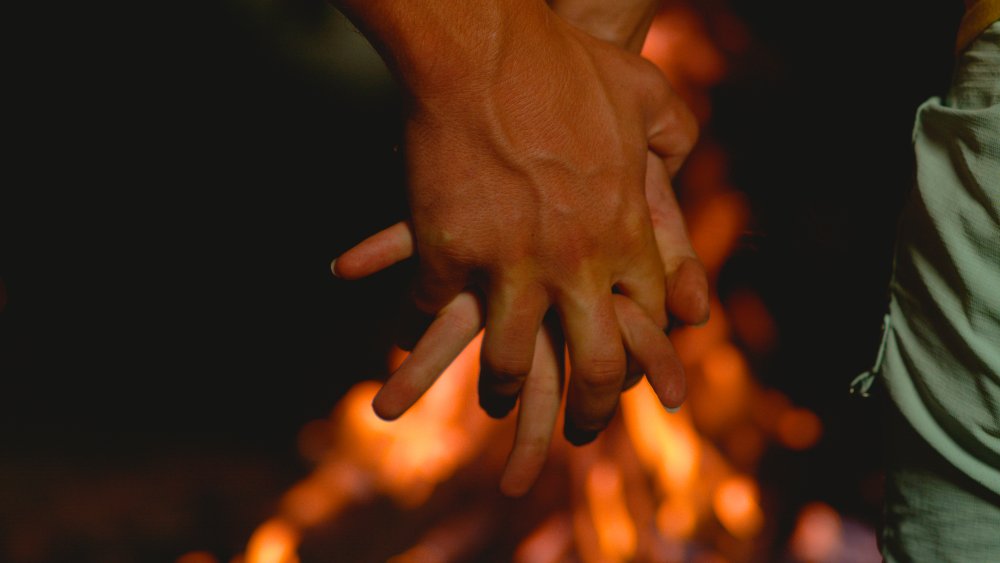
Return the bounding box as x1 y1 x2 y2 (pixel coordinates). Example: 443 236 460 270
336 0 538 97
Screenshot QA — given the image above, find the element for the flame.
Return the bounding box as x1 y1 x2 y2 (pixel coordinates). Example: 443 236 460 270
641 4 727 120
698 343 751 432
655 497 698 540
621 381 704 543
688 191 751 275
622 381 700 495
727 289 779 354
789 502 843 562
245 519 300 563
712 476 763 539
229 4 854 562
331 334 494 506
585 461 638 562
387 504 495 563
514 514 573 563
279 461 365 527
777 408 823 450
176 552 219 563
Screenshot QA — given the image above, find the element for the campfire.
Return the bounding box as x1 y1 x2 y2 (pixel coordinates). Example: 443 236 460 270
174 4 875 562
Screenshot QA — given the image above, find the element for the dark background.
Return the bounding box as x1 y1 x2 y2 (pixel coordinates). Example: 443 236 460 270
2 0 963 560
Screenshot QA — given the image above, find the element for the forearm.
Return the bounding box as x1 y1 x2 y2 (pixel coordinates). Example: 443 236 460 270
548 0 660 52
336 0 549 97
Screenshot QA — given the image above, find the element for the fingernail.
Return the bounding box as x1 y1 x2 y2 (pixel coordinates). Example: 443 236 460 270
480 392 518 419
564 424 599 446
330 258 341 278
666 405 682 414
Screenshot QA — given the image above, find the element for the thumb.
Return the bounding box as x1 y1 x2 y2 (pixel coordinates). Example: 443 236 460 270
643 69 699 179
645 152 709 326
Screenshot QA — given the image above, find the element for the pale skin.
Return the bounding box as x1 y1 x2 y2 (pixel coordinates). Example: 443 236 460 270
333 0 708 495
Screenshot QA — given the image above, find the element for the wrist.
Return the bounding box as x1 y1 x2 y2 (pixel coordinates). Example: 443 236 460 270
339 0 549 100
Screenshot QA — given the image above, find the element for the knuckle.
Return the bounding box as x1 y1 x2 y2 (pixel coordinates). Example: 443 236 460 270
483 352 533 381
619 211 648 249
577 356 626 389
670 102 700 154
411 292 443 314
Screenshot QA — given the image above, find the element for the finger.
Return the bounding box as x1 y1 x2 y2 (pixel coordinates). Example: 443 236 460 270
623 371 644 391
394 298 436 352
643 72 699 178
645 152 709 326
479 283 548 418
372 292 483 420
559 292 626 446
616 239 667 383
614 237 668 329
411 258 467 314
500 319 565 497
667 257 709 328
331 221 415 280
612 294 686 408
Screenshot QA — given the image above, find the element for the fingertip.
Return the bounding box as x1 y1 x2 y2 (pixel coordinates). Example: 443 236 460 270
499 467 535 498
329 254 366 281
563 423 600 446
479 391 518 419
642 342 686 409
669 258 710 326
657 362 687 409
371 390 402 421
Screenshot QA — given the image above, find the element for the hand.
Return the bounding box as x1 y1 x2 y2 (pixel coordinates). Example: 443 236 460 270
408 5 686 420
333 0 707 495
334 153 706 495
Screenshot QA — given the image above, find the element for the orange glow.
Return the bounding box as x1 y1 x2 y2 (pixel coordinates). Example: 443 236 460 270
789 502 843 562
176 552 219 563
586 461 638 562
695 343 751 435
688 192 751 276
656 498 698 540
670 297 731 366
388 346 409 372
751 389 791 432
278 466 365 529
386 546 443 563
724 424 766 468
245 519 300 563
296 419 331 464
622 380 700 495
642 6 726 120
514 514 573 563
777 408 823 450
329 332 495 506
726 290 778 354
701 344 749 395
231 5 848 562
712 476 764 539
388 506 494 563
